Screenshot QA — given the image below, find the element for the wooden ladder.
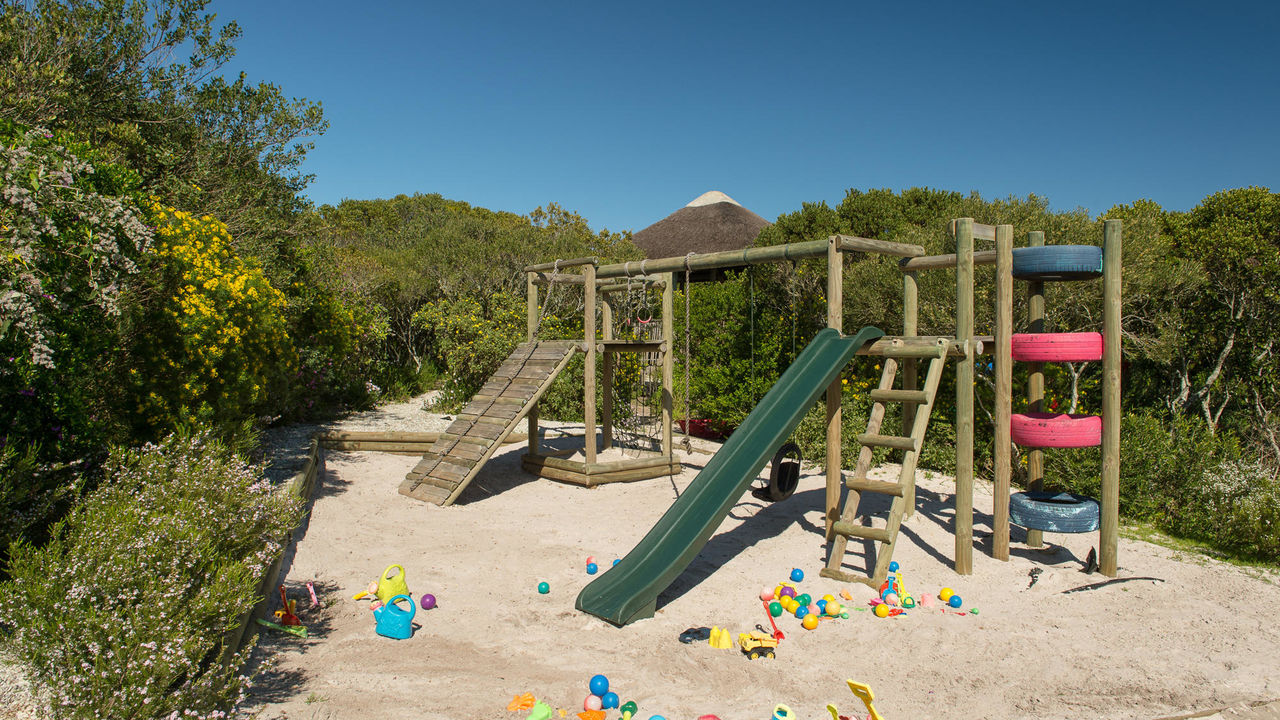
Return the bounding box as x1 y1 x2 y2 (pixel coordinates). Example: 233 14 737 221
821 339 949 587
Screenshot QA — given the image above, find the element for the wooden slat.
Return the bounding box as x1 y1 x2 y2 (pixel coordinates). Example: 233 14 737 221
844 477 906 497
868 389 929 403
856 433 918 451
441 454 477 470
831 522 892 543
431 461 470 483
399 481 451 503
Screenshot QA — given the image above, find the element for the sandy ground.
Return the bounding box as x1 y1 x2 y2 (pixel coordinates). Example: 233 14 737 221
238 397 1280 720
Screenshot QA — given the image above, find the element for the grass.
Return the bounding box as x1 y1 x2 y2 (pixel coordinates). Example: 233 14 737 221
1120 521 1280 583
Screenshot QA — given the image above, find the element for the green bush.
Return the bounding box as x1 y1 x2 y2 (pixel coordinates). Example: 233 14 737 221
0 431 303 720
1197 459 1280 561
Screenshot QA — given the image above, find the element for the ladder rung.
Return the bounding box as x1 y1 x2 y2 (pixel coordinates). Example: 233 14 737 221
856 433 918 451
831 521 892 542
844 477 906 496
869 388 929 404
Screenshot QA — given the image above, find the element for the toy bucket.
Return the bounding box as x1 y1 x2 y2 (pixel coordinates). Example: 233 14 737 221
375 564 410 604
373 594 415 640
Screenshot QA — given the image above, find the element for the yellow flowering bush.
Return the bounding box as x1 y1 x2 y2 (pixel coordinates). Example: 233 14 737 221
130 204 293 433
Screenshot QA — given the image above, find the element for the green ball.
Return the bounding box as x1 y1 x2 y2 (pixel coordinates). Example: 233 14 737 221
769 601 784 617
537 581 549 594
970 608 979 615
796 593 812 606
840 612 849 619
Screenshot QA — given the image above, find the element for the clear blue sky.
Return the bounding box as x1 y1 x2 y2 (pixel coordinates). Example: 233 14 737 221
217 1 1279 234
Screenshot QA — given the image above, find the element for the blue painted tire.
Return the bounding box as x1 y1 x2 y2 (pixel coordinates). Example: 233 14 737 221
1010 491 1100 533
1011 246 1103 281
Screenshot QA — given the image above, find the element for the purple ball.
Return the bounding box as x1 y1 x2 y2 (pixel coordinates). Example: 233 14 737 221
779 586 796 599
420 593 437 610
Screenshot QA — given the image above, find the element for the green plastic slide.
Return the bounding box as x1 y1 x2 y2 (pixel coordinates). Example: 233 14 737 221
575 326 885 626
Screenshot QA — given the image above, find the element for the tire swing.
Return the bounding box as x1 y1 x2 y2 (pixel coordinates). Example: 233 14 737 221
1011 245 1103 281
754 442 802 502
1009 491 1100 533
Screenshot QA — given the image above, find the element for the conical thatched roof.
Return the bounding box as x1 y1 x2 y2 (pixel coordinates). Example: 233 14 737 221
633 191 770 260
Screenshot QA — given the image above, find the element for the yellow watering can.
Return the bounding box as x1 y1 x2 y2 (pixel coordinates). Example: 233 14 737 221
375 564 410 604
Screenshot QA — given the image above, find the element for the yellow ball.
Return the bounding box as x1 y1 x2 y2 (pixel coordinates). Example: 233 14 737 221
822 594 835 604
939 587 954 602
802 614 820 630
826 602 842 616
774 585 785 599
874 603 891 618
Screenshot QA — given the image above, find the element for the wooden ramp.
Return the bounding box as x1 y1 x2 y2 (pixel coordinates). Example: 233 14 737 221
822 340 949 587
399 341 578 505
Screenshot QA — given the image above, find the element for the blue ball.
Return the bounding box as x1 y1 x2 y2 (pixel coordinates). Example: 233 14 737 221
601 692 619 709
790 568 804 582
649 716 667 720
888 561 899 573
816 599 827 612
589 674 609 696
948 594 963 608
794 605 810 619
586 562 598 575
613 558 620 565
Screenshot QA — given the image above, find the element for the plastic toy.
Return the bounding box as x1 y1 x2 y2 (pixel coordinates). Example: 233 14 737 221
589 674 609 696
508 693 537 711
790 568 804 582
275 586 301 626
939 587 954 603
373 594 415 640
538 581 550 594
762 601 785 640
679 626 711 643
760 587 775 601
374 564 410 604
738 630 778 659
420 593 437 610
801 614 819 630
586 555 595 565
584 695 602 711
255 618 307 638
601 692 619 710
586 563 599 575
847 680 884 720
527 701 553 720
772 704 796 720
708 626 734 649
306 581 319 607
948 594 963 608
619 701 638 720
778 585 797 599
888 561 899 573
578 712 605 720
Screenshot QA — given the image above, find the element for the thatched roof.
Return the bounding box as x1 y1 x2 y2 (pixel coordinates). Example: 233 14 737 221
633 191 770 260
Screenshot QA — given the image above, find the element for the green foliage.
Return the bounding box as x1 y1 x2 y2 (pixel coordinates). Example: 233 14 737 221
416 291 527 408
0 430 304 719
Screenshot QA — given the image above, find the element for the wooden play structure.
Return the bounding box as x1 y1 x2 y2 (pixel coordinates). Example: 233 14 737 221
394 218 1123 583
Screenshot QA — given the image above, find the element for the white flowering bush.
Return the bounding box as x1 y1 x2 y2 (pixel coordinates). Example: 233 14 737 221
1197 459 1280 561
0 431 303 719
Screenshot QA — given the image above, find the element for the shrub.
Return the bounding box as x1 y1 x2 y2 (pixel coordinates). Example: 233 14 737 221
1197 459 1280 561
0 431 303 720
127 205 294 435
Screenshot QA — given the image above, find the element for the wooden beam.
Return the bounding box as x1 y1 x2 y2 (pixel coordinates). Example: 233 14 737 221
826 235 843 542
1025 231 1046 548
949 219 997 241
833 234 925 257
524 256 597 273
601 298 613 451
584 262 597 464
954 218 975 575
899 250 998 272
597 240 829 279
662 272 674 458
993 224 1013 562
902 270 919 516
1101 219 1123 577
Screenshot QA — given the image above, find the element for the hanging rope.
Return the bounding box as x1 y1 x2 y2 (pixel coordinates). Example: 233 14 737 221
535 259 562 335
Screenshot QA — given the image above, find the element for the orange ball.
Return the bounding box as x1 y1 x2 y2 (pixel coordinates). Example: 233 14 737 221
802 614 820 630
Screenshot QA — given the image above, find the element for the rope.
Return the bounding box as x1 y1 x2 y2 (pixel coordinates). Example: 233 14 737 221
681 252 694 453
535 259 562 335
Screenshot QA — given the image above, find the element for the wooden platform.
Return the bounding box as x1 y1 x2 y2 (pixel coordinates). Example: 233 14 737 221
522 452 681 487
399 341 578 505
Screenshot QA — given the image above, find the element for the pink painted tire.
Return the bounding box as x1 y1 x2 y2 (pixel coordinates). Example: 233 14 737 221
1011 412 1102 448
1011 332 1103 363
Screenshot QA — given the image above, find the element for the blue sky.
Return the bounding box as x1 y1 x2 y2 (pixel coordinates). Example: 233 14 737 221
218 1 1279 234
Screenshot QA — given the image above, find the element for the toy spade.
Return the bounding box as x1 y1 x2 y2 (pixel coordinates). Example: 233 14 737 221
375 564 410 604
762 600 785 640
256 618 307 638
847 680 884 720
373 593 415 640
275 585 302 626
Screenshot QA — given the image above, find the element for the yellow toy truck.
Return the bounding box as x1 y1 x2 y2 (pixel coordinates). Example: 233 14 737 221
738 630 779 659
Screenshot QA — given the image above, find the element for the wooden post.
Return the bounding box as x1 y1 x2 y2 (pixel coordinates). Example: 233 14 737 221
527 272 539 456
902 270 919 517
825 235 843 540
993 224 1014 561
662 272 675 459
601 298 614 450
584 263 597 464
954 218 975 575
1025 231 1046 548
1101 219 1122 577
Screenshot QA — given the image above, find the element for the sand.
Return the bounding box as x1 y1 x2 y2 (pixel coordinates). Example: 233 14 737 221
241 400 1280 720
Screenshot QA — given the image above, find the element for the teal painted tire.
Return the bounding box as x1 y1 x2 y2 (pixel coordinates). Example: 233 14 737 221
1012 246 1103 281
1010 491 1100 533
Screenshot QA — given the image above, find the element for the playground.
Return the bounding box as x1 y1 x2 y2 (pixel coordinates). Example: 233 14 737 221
240 221 1280 719
243 406 1280 720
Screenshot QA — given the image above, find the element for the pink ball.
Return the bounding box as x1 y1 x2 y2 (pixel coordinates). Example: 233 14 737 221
760 587 775 601
586 555 596 565
584 695 603 711
884 592 899 607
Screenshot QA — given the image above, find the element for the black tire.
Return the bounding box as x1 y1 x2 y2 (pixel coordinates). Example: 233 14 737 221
766 442 802 502
748 649 760 660
1009 491 1100 533
1011 246 1103 282
765 650 775 659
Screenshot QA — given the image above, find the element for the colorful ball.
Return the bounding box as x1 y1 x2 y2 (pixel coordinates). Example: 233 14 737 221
790 568 804 582
420 593 437 610
874 603 891 618
779 586 796 599
948 594 963 608
586 563 599 575
794 605 810 619
796 593 811 606
821 594 835 603
939 587 954 602
888 561 899 573
586 555 596 565
589 674 609 696
816 599 827 612
826 602 842 616
801 614 820 630
760 588 775 602
601 692 619 710
537 581 550 594
584 695 602 711
770 601 784 617
613 559 620 566
883 592 899 607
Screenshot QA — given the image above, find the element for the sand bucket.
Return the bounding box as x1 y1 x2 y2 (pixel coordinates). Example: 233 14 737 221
373 594 415 640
